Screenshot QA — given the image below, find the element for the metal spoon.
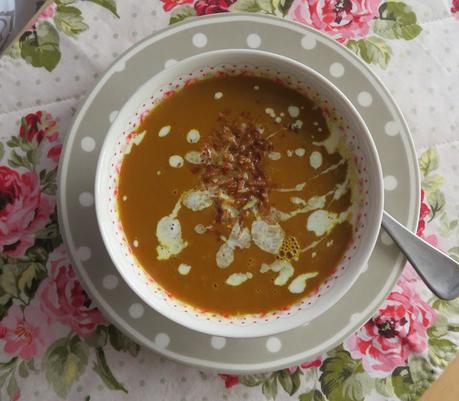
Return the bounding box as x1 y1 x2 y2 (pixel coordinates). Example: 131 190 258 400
382 211 459 300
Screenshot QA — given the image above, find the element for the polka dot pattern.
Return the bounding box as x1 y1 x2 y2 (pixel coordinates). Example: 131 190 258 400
384 175 398 191
329 62 344 78
155 333 170 349
246 33 261 49
301 34 317 50
77 246 91 262
129 303 144 319
81 137 96 152
357 91 373 107
266 337 282 353
192 33 207 48
79 192 94 207
102 274 119 290
385 121 400 136
164 59 178 68
210 336 226 350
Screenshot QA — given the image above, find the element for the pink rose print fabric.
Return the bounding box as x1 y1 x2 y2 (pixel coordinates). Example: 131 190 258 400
38 246 106 337
289 0 381 43
0 167 54 256
194 0 236 15
452 0 459 15
288 357 323 373
218 374 240 388
161 0 195 12
0 303 56 360
344 277 437 376
19 111 59 145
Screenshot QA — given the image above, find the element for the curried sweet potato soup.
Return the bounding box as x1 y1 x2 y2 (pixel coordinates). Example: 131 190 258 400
117 75 359 316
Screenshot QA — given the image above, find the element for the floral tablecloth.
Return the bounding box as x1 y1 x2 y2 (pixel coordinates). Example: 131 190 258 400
0 1 458 400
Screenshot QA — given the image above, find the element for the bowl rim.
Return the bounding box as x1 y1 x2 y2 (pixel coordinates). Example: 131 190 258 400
94 48 384 338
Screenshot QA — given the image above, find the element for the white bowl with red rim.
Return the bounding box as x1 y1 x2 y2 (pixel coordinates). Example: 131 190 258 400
95 49 384 338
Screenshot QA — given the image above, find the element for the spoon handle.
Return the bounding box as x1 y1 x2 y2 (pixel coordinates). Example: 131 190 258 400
381 211 459 300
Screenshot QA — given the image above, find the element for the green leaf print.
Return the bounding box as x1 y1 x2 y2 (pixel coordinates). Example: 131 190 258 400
272 0 294 16
8 137 28 151
4 41 21 59
0 256 47 304
86 0 120 18
375 376 396 398
43 335 90 398
54 5 89 37
373 2 422 40
419 148 439 176
433 298 459 317
6 372 19 400
0 265 20 298
391 357 435 401
0 142 4 162
0 371 11 388
426 190 445 220
346 37 392 69
32 208 63 253
17 262 47 301
278 369 301 396
0 287 13 320
107 324 140 357
26 359 38 372
93 347 128 393
261 373 278 400
319 349 372 401
170 5 197 24
428 337 457 368
229 0 274 14
422 175 444 195
299 389 326 401
239 374 267 386
20 22 61 72
0 357 18 371
40 167 58 196
8 149 34 170
6 373 19 400
427 314 449 339
85 325 109 348
18 361 29 378
240 370 303 398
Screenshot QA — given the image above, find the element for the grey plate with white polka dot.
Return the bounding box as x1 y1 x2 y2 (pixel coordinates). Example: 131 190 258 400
57 13 420 373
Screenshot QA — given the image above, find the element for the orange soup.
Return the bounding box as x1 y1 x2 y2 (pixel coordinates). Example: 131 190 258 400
117 75 357 315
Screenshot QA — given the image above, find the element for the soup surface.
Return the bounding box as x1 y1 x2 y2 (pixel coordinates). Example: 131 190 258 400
117 75 357 315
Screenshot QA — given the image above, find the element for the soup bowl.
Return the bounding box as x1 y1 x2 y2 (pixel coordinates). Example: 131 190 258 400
95 49 383 338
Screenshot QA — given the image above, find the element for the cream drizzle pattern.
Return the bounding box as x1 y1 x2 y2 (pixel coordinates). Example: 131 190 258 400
148 106 358 294
225 272 253 286
156 199 187 260
260 259 294 286
216 223 251 268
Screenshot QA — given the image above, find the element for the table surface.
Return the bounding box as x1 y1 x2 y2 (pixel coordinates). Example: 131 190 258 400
421 355 459 401
0 1 458 401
